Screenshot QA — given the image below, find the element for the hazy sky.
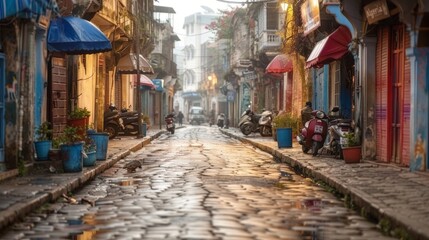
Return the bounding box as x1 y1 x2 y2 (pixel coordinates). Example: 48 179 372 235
156 0 234 39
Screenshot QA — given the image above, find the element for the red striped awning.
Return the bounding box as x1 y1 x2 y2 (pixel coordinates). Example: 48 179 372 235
306 26 352 68
139 75 155 89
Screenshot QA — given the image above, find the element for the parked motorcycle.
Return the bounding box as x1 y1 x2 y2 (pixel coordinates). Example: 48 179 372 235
258 110 273 137
117 106 140 136
323 107 353 158
103 104 141 139
238 109 273 136
165 113 175 134
297 110 329 156
104 105 121 139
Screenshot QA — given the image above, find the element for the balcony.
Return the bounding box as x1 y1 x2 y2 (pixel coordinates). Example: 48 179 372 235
150 53 177 77
258 30 281 52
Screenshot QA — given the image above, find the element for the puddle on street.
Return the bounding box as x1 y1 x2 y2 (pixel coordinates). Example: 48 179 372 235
69 213 109 240
108 177 143 186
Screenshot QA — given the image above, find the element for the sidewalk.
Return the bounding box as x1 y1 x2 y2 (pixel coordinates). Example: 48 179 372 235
220 127 429 240
0 126 167 231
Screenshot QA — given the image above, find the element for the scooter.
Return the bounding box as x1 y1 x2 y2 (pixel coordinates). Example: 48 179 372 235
238 109 273 136
104 105 121 139
297 110 329 156
258 110 273 137
323 107 353 158
103 104 141 139
238 109 260 135
165 113 175 134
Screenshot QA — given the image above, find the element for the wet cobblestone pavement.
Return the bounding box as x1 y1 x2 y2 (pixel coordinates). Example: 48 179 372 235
0 127 394 240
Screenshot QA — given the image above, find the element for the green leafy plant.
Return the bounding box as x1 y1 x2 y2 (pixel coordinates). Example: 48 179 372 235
83 136 96 152
344 132 360 147
141 114 151 125
58 126 82 145
69 107 90 119
272 111 299 133
35 121 52 141
52 137 62 149
18 158 27 176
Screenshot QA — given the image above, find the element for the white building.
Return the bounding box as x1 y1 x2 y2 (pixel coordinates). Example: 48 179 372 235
176 7 218 121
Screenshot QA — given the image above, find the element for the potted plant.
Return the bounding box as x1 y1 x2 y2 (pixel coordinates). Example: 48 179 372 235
67 107 91 139
59 126 85 172
342 132 361 163
272 111 299 148
34 121 52 161
141 114 151 128
83 136 97 167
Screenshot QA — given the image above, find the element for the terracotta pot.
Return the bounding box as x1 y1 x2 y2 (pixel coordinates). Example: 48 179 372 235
342 146 361 163
67 117 88 139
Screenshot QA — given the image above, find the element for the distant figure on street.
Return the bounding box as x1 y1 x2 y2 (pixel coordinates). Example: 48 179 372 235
301 101 313 126
209 109 215 126
217 113 225 128
177 111 184 126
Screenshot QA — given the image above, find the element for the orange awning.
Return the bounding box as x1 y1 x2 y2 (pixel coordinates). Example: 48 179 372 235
306 26 352 68
266 54 293 73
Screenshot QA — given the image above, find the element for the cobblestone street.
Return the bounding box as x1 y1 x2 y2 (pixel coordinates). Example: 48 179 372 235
0 126 393 239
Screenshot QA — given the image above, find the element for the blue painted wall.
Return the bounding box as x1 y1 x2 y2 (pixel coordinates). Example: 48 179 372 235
0 54 5 163
34 31 45 129
409 48 429 171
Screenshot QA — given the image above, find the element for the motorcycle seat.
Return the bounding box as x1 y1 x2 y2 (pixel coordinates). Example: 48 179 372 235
104 111 119 118
338 119 352 124
338 123 352 127
120 112 138 117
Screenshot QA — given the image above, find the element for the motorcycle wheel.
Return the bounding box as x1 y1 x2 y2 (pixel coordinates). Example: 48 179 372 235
125 124 139 135
104 123 118 139
170 128 175 134
259 126 273 137
331 140 341 158
240 124 253 135
302 145 310 154
312 141 322 156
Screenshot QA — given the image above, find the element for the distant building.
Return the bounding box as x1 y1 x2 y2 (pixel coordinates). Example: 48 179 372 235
178 7 218 121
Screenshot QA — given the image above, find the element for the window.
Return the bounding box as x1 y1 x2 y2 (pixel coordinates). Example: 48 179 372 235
329 61 340 109
266 2 279 30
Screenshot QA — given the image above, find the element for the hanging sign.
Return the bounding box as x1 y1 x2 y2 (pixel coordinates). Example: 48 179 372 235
364 0 390 25
301 0 321 36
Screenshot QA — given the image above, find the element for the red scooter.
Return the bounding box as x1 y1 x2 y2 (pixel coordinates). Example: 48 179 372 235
297 110 328 156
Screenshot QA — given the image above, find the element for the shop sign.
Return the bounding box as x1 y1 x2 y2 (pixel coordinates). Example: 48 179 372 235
242 71 257 81
364 0 390 25
301 0 321 36
152 79 164 92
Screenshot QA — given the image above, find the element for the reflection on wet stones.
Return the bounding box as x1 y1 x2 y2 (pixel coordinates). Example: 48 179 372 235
0 127 395 240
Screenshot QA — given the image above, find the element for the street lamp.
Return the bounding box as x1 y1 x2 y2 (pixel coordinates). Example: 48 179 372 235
280 2 289 12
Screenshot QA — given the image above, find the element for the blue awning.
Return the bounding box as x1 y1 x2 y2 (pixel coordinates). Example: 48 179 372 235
0 0 57 20
47 16 112 55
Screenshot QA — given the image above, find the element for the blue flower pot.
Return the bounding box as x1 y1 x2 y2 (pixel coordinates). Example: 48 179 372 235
83 151 97 167
277 128 293 148
87 133 109 160
34 140 52 161
60 142 84 172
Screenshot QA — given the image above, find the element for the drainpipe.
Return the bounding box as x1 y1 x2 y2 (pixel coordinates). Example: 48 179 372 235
134 0 142 139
